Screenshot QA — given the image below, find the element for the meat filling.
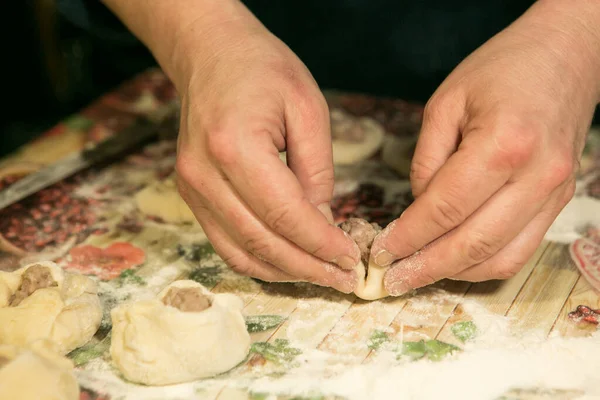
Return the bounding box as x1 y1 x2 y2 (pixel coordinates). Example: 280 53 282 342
162 287 211 312
0 356 9 368
9 265 58 307
339 218 382 274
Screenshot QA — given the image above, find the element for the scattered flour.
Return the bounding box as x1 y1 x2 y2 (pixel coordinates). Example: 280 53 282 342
545 188 600 243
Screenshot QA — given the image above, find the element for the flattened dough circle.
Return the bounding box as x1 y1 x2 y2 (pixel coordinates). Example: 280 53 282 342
134 174 198 224
110 280 251 385
0 261 102 354
331 108 385 165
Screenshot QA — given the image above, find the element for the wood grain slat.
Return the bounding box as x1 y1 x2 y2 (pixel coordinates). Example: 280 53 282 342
436 241 548 345
506 242 580 335
550 276 600 337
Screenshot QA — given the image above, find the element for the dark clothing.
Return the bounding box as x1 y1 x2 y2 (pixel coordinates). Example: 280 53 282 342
56 0 534 103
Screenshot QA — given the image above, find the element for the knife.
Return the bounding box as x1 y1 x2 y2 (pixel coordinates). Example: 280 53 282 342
0 102 179 210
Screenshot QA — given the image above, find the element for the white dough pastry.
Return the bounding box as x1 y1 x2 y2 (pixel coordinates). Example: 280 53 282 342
0 341 79 400
339 218 389 300
330 108 385 165
134 174 198 224
110 280 251 385
380 134 417 178
0 261 102 354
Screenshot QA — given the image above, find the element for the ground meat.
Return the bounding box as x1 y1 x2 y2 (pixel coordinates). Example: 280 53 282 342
162 287 211 312
0 356 9 368
9 265 58 307
339 218 382 265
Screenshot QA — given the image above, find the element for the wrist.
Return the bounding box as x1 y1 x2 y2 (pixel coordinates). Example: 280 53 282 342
521 0 600 103
103 0 260 90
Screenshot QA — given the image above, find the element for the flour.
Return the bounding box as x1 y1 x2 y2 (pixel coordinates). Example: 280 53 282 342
545 181 600 243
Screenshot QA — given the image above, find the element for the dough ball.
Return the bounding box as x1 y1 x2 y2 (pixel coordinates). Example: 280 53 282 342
0 340 79 400
0 261 103 354
339 218 389 300
134 174 198 224
330 108 385 165
380 134 417 178
110 280 251 385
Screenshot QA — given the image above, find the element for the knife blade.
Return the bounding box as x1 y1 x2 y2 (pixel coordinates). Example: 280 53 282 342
0 103 178 210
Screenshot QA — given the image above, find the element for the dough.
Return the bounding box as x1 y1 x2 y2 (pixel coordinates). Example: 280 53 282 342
0 261 102 354
110 280 251 385
330 108 385 165
134 174 198 224
380 134 417 178
339 218 389 300
0 340 79 400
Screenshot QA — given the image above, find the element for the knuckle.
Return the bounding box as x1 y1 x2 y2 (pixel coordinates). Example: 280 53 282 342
461 233 502 265
243 235 276 262
223 253 255 277
205 129 238 166
175 152 196 185
431 197 467 230
410 156 438 184
263 202 300 237
540 153 575 191
490 120 540 170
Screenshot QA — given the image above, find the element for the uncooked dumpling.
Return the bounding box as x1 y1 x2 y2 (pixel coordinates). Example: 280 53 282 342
0 261 102 354
330 108 385 165
110 280 251 385
339 218 389 300
134 174 198 224
0 340 79 400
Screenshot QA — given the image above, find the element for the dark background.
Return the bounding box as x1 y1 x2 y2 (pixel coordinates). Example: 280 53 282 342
1 0 597 158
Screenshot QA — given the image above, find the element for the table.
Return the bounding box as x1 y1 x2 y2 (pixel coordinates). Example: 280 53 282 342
1 68 599 400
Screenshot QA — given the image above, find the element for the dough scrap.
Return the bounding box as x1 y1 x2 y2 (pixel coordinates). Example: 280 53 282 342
134 174 198 224
0 340 79 400
330 108 385 165
340 218 389 300
0 261 103 354
110 280 251 385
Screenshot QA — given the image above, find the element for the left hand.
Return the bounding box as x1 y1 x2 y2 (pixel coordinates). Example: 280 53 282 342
371 0 600 295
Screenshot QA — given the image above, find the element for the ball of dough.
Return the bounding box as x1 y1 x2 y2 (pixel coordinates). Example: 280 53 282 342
134 174 198 224
110 280 251 385
0 261 103 354
339 218 389 300
0 340 79 400
330 108 385 165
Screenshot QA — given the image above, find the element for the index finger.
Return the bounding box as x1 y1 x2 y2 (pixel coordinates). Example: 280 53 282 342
211 124 361 270
370 133 513 267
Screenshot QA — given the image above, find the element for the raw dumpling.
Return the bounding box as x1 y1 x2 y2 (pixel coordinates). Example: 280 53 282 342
0 340 79 400
134 174 198 224
339 218 389 300
330 108 385 165
0 261 102 354
110 280 251 385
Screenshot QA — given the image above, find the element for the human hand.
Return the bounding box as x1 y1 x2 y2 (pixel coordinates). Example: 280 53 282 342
173 7 360 292
371 0 600 295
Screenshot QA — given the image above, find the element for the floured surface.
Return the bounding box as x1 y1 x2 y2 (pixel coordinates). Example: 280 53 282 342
0 71 599 400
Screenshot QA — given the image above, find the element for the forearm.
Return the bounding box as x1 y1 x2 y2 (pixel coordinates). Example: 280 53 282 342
518 0 600 102
101 0 260 88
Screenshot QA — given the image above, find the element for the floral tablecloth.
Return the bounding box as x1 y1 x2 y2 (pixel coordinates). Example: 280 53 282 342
1 68 600 400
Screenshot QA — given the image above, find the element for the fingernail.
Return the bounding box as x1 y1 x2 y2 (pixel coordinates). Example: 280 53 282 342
374 250 396 267
386 280 411 296
317 203 335 224
334 254 358 270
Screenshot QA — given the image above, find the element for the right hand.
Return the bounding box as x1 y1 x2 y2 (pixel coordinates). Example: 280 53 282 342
173 8 360 293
